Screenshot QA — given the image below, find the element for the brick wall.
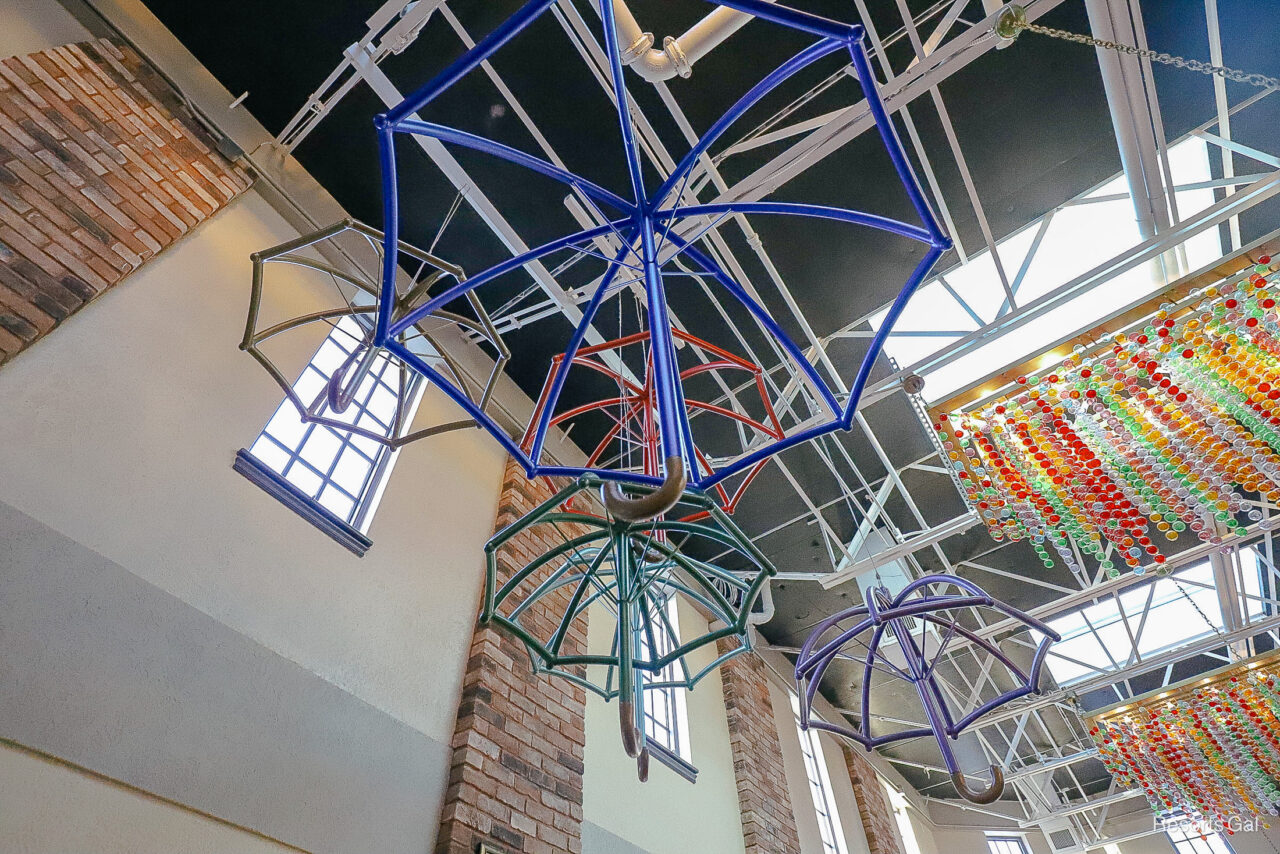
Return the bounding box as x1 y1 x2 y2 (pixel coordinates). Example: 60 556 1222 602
436 459 588 854
0 38 250 365
844 746 905 854
717 639 803 854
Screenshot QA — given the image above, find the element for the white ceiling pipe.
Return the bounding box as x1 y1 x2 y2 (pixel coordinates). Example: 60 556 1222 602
609 0 775 81
1082 0 1168 241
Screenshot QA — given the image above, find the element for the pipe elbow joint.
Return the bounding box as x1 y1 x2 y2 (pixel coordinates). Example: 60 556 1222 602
662 37 692 78
620 31 655 64
620 37 691 83
629 48 678 83
617 30 677 82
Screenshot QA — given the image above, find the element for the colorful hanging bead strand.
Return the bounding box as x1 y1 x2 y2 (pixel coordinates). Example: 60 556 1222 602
1090 660 1280 831
941 257 1280 576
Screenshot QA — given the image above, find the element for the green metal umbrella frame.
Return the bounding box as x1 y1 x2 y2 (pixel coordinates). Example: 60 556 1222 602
482 474 775 779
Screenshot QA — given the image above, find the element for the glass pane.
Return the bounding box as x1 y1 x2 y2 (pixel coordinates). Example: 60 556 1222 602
264 403 308 448
293 367 327 408
349 431 382 457
318 485 356 522
331 447 373 495
366 386 398 425
310 340 349 375
249 436 290 474
325 396 361 427
299 428 343 472
283 462 323 498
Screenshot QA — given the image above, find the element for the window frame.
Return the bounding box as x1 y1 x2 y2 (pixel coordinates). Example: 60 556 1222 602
1165 819 1236 854
236 316 425 555
638 597 696 781
792 696 850 854
985 834 1032 854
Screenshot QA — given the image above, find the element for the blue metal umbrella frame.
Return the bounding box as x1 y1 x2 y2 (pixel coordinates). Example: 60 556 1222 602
371 0 951 516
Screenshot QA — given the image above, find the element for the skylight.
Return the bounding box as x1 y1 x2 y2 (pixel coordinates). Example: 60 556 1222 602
1043 551 1264 687
872 137 1224 404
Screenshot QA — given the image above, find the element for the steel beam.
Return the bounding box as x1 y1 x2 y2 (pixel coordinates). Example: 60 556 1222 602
817 512 979 587
701 0 1070 206
1018 788 1144 826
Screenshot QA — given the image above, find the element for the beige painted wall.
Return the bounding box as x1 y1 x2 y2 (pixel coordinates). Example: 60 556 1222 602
898 795 940 854
582 598 746 854
924 826 1052 854
0 0 88 58
0 743 297 854
0 187 508 745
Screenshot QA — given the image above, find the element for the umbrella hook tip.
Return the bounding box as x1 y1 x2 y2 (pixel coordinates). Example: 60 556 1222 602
952 765 1005 805
603 457 687 523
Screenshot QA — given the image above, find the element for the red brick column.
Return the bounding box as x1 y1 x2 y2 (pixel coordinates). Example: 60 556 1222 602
436 460 588 854
0 38 250 365
844 747 905 854
717 640 803 854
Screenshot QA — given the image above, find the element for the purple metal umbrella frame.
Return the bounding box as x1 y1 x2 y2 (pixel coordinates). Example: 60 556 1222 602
794 574 1060 804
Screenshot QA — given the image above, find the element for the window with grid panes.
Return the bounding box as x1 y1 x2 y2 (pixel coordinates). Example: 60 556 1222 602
791 695 848 854
986 836 1030 854
638 598 691 761
247 316 423 532
1166 822 1234 854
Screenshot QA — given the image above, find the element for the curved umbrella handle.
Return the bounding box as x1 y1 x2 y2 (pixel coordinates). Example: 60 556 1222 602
619 699 641 758
326 344 380 414
603 457 687 523
951 765 1004 805
636 747 650 782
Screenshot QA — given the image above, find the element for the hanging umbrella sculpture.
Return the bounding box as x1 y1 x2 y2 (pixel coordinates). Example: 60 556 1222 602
795 575 1060 804
369 0 951 523
241 219 509 447
491 336 781 781
519 328 786 520
482 473 776 781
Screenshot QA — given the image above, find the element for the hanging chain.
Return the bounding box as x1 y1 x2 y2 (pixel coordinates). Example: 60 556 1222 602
1171 578 1233 649
997 6 1280 92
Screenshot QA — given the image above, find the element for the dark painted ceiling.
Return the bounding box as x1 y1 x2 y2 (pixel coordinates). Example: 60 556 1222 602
143 0 1280 799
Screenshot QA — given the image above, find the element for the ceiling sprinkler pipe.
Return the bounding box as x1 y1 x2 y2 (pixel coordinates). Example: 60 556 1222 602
609 0 775 82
